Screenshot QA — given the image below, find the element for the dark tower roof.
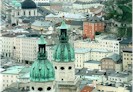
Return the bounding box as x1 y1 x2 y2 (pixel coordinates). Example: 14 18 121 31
21 0 37 9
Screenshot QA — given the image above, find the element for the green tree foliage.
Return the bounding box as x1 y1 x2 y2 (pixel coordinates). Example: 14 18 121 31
103 0 132 37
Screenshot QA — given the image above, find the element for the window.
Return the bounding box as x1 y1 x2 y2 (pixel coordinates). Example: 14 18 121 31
18 12 19 16
38 87 43 91
34 10 36 15
24 11 25 15
32 87 34 90
55 66 57 69
68 66 72 70
47 87 51 91
29 11 31 15
60 67 64 70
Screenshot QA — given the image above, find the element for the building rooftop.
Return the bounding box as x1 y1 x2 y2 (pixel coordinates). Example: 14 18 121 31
2 87 22 92
109 72 130 78
107 53 121 62
87 15 103 23
75 48 110 53
84 60 101 64
91 48 109 53
1 66 25 75
31 20 53 27
19 16 44 23
80 86 94 92
75 0 101 4
75 48 91 53
76 68 106 76
46 13 86 20
19 72 30 79
123 47 132 53
120 37 132 44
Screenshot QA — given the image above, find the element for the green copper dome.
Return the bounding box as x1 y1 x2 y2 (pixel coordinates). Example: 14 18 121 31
15 2 21 7
53 43 75 62
12 0 17 5
30 35 55 82
30 59 55 82
53 21 75 62
59 21 68 30
38 35 47 45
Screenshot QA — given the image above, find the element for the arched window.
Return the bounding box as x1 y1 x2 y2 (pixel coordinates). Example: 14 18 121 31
47 87 51 91
34 10 36 15
68 66 72 70
32 87 34 90
29 11 31 16
38 87 43 91
60 67 64 70
55 66 57 69
24 11 25 15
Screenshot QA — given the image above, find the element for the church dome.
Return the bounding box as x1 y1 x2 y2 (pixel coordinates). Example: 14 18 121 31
11 0 17 5
21 0 37 9
53 43 75 62
30 59 55 82
30 35 55 82
15 2 21 7
53 21 75 62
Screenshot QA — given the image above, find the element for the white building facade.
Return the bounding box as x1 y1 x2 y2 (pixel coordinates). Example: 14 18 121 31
74 34 120 54
1 35 54 64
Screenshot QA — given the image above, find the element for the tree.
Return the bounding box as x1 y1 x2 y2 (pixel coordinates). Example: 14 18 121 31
103 0 132 37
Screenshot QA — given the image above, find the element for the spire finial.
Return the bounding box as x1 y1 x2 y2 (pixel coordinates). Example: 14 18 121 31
40 28 43 34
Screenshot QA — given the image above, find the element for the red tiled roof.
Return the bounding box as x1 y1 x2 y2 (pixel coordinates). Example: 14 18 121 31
81 86 94 92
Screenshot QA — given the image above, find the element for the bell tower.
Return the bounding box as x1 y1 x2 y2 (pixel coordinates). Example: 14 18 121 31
53 21 80 92
30 34 57 92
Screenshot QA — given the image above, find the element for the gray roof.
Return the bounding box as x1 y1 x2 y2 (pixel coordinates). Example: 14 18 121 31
19 16 44 23
123 47 132 53
84 60 101 64
74 0 101 4
108 72 130 78
2 87 22 92
105 54 121 62
120 37 132 44
69 20 83 26
87 15 103 23
37 3 50 6
76 68 105 76
31 20 53 27
37 7 53 16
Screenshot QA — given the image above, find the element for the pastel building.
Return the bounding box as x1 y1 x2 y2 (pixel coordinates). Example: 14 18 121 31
108 72 132 83
101 53 122 72
75 48 91 69
83 16 104 40
1 34 54 64
84 60 101 70
74 48 112 69
122 47 132 71
2 0 38 25
53 21 80 92
1 36 14 58
0 66 25 91
74 34 120 54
